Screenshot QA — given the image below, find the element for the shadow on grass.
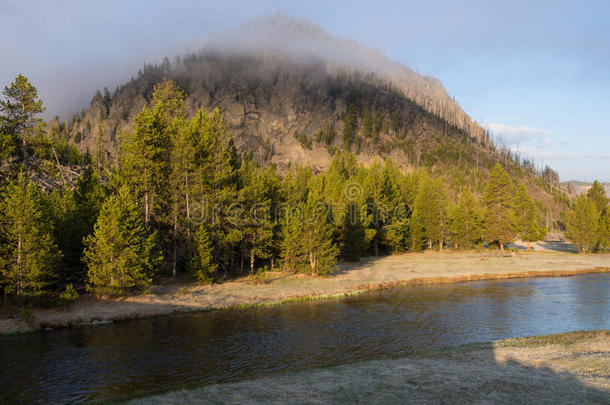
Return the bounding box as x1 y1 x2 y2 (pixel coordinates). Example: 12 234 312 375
119 335 609 404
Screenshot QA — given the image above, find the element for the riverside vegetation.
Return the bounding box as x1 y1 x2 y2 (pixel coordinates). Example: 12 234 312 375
0 74 609 311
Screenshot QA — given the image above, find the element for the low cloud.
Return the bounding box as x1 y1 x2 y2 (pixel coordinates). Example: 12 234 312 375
486 122 552 147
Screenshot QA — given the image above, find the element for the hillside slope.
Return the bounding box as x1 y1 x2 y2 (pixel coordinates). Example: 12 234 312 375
61 16 567 224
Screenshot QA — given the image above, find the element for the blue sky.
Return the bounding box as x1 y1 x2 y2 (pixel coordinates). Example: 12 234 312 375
1 0 608 181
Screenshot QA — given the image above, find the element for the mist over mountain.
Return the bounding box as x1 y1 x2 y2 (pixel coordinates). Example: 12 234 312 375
66 16 489 162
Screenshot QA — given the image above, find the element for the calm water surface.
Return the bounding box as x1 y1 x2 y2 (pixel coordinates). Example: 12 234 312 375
1 273 609 404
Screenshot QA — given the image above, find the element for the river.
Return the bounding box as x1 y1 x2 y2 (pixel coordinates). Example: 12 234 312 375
1 273 608 404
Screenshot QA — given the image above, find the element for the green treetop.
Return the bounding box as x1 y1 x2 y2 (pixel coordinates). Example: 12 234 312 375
84 188 162 296
0 173 59 295
483 163 516 251
586 180 608 214
0 74 45 161
565 194 600 253
513 185 543 250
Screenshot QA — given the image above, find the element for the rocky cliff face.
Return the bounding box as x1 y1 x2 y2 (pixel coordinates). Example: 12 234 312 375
66 16 491 172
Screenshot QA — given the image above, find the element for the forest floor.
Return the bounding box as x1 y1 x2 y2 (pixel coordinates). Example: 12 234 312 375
1 242 609 335
121 330 610 404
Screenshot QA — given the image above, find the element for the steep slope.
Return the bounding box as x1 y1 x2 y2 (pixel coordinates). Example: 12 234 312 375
60 15 567 225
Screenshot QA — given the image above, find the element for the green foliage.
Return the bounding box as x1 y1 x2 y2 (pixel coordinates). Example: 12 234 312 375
281 195 338 275
295 133 312 149
565 194 600 253
586 180 608 214
84 188 162 296
339 203 368 261
58 283 79 307
448 189 483 249
513 185 543 247
599 210 610 251
0 173 60 296
412 172 447 249
0 74 45 160
483 163 516 250
189 225 216 284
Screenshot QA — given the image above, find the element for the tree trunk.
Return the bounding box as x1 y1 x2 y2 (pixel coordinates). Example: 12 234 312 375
500 242 505 253
309 251 316 274
374 239 378 257
527 240 531 251
270 256 275 270
144 192 150 225
17 233 22 295
250 250 255 275
439 238 444 251
172 210 177 278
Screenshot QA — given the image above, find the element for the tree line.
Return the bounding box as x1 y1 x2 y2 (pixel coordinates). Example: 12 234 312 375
0 75 563 302
564 181 610 253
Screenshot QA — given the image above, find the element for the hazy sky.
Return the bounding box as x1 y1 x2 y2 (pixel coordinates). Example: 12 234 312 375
1 0 608 181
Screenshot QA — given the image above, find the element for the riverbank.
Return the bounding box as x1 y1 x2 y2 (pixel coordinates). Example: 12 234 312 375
1 248 609 335
122 330 610 404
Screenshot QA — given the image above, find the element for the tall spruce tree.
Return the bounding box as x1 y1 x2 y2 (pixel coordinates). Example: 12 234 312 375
281 194 338 275
483 163 516 251
0 173 59 295
189 225 216 284
339 202 368 261
586 180 609 214
412 173 447 250
448 188 483 249
513 185 543 251
84 188 162 296
0 74 45 161
565 194 600 253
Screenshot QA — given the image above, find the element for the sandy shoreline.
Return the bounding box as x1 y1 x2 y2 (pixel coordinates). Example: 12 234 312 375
1 247 609 335
122 330 610 404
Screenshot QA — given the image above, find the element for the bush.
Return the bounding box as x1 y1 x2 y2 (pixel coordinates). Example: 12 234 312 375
58 284 79 307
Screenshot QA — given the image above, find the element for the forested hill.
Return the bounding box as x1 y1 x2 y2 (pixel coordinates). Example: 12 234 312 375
57 16 566 223
66 15 490 166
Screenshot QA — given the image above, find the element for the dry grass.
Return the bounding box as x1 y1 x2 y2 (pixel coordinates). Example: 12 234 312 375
122 330 610 405
2 248 609 335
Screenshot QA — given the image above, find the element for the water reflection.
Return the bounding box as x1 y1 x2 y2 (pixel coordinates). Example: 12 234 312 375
0 273 608 404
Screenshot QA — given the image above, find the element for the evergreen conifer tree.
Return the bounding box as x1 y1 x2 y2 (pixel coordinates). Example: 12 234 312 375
0 173 59 295
448 188 482 249
84 188 162 296
189 225 216 284
483 163 516 251
586 180 609 214
0 74 45 161
513 185 543 251
565 194 600 253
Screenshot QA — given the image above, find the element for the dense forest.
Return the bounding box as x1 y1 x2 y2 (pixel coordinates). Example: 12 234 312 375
0 74 608 306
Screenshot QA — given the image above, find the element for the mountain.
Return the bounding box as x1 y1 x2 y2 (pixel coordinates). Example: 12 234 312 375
560 181 610 198
59 15 567 224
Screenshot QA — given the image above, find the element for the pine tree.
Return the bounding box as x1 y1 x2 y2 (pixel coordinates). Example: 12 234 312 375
281 195 338 275
0 173 59 295
483 163 516 251
448 188 483 249
565 194 600 253
239 162 275 274
340 202 367 261
189 225 216 284
599 210 610 252
586 180 609 214
412 173 447 249
84 188 162 296
513 185 543 251
0 74 45 161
